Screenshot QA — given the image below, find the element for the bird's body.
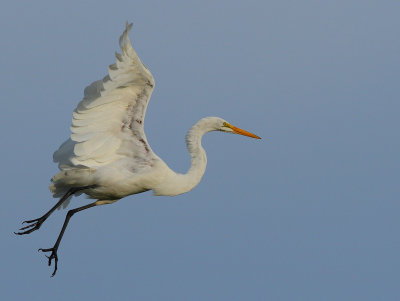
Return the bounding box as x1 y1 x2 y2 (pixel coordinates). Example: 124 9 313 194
51 116 221 201
51 116 216 201
16 22 260 276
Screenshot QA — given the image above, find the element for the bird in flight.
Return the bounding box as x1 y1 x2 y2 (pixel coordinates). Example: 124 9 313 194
16 22 261 276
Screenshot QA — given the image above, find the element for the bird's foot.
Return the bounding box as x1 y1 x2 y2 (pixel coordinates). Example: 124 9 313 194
14 216 46 235
38 247 59 277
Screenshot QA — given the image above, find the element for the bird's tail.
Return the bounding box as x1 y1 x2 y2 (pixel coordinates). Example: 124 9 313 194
49 169 94 209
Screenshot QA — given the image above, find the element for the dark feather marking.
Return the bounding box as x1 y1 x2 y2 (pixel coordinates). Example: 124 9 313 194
139 138 150 152
127 89 146 130
122 87 151 153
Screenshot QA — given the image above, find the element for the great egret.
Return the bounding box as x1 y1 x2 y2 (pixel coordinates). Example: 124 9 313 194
16 22 260 276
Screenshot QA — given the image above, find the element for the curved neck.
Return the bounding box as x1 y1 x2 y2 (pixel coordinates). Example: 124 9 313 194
153 118 215 196
183 120 209 191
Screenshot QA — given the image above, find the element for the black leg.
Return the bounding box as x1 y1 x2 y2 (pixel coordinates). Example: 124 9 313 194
15 185 96 235
39 201 99 277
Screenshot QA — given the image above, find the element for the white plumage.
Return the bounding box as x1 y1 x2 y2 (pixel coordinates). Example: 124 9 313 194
51 23 156 201
16 22 260 276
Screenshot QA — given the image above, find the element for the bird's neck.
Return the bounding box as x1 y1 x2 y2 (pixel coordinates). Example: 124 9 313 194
183 121 208 191
153 119 212 196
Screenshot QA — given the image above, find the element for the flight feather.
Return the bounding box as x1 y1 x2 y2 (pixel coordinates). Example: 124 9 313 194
53 23 155 170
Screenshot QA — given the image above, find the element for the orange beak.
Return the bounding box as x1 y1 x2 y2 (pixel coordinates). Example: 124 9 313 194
228 124 261 139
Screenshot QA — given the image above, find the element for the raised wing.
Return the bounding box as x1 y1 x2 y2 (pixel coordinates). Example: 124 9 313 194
54 23 156 170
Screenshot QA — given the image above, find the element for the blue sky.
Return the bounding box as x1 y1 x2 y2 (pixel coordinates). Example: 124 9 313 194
1 1 400 300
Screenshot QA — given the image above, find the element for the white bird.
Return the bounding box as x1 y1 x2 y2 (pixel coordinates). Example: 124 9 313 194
16 22 260 276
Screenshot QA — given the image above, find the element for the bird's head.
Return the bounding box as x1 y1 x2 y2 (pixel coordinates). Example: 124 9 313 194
204 117 261 139
220 121 261 139
189 117 261 140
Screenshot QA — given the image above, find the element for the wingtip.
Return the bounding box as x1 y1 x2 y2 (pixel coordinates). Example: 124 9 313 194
125 21 133 32
119 22 133 50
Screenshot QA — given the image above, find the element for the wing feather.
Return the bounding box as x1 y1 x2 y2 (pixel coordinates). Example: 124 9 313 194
54 23 156 169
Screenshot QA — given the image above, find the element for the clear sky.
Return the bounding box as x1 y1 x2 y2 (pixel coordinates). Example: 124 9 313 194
1 1 400 300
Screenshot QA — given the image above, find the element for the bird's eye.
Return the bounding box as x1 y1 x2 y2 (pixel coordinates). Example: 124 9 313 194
222 122 229 127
